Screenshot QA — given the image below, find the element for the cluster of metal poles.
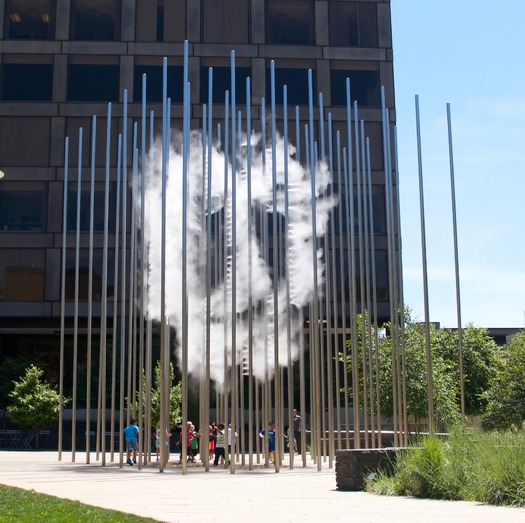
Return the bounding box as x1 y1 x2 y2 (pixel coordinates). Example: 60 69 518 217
57 42 464 474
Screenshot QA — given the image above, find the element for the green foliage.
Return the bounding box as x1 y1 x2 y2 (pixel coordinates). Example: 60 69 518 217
7 365 68 447
482 331 525 430
0 357 31 409
370 428 525 507
0 484 160 522
129 360 182 430
344 310 501 431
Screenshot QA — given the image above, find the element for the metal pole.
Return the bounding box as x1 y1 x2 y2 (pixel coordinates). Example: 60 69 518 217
414 95 435 434
446 103 465 421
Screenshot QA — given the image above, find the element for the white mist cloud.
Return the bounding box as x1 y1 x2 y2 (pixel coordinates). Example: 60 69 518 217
140 131 337 385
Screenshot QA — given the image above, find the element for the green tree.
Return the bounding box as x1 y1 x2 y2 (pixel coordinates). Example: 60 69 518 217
129 360 182 430
482 331 525 430
7 365 68 448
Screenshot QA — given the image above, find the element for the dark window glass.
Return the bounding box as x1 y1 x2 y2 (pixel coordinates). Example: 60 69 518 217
67 186 116 233
200 66 250 104
329 2 377 48
67 64 119 102
70 0 119 40
266 0 314 45
0 185 47 232
65 251 116 300
331 69 380 107
0 249 45 301
266 68 314 106
133 65 184 103
202 0 249 43
156 2 164 41
0 63 53 101
5 0 55 39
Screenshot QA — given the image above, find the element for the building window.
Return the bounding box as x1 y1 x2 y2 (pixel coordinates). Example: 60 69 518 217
0 117 51 166
330 69 380 107
66 185 116 233
266 68 315 106
65 250 116 300
200 66 250 104
135 0 185 43
0 183 47 232
4 0 55 39
0 249 45 301
133 65 184 103
202 0 249 44
70 0 120 41
0 63 53 101
328 2 377 48
266 0 314 45
67 63 119 102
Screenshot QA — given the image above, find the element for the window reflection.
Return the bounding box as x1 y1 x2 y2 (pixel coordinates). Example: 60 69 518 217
0 184 47 232
266 68 314 105
5 0 54 39
133 65 184 103
200 66 250 104
70 0 119 41
266 0 314 45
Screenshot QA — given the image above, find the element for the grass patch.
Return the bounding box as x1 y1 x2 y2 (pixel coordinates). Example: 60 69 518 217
369 427 525 507
0 484 163 523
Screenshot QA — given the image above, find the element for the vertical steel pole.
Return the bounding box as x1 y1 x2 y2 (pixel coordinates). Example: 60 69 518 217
415 95 435 434
72 126 83 462
446 103 465 421
58 137 69 461
86 115 96 464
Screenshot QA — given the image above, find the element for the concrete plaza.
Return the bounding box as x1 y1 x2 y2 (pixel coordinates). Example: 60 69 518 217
1 451 525 522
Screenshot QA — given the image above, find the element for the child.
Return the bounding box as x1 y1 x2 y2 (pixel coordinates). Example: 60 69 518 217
155 421 172 463
259 421 276 465
284 427 297 454
213 423 226 466
124 418 139 466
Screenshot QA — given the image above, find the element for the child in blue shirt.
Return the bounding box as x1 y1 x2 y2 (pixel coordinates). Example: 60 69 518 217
259 421 276 465
124 418 139 466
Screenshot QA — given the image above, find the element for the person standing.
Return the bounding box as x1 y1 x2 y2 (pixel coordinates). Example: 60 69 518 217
293 409 301 453
213 423 226 466
124 418 139 466
259 421 276 465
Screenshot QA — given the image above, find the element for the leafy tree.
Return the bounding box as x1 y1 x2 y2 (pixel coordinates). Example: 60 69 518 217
482 331 525 430
432 324 499 416
129 360 182 430
7 365 68 448
0 357 31 411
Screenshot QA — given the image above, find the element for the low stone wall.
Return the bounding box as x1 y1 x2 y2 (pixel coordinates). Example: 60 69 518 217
335 448 402 491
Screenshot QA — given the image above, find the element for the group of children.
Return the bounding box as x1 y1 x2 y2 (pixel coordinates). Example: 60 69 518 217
123 418 296 467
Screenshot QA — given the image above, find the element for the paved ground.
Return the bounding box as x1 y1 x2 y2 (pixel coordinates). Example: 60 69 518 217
1 451 525 522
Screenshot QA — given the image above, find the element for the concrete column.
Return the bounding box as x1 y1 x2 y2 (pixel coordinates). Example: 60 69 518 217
122 0 136 41
50 117 67 168
53 55 68 103
187 0 201 43
377 3 393 49
251 57 265 106
316 59 330 107
55 0 70 41
121 55 135 100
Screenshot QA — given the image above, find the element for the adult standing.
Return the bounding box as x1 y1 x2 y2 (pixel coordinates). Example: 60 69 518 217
293 409 301 453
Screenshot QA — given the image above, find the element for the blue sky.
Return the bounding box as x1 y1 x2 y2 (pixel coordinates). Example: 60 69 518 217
390 1 525 328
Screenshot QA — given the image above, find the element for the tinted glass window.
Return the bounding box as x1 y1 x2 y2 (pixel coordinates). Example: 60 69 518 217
133 65 184 103
0 184 47 232
70 0 119 40
266 0 314 45
0 63 53 101
67 186 117 233
266 68 314 106
5 0 55 39
202 0 249 43
331 70 380 107
200 66 250 104
0 249 45 301
67 64 119 102
329 2 377 48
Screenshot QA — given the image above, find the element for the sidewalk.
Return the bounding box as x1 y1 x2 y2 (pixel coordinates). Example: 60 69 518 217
1 451 524 523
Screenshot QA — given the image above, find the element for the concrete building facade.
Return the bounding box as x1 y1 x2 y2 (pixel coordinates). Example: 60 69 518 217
0 1 396 379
